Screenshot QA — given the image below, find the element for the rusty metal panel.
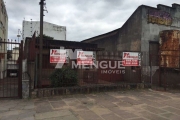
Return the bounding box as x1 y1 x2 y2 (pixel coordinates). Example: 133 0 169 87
159 30 180 68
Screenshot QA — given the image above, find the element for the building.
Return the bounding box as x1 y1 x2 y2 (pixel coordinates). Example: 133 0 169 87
0 0 8 79
22 21 66 45
24 33 103 88
82 3 180 86
0 0 8 41
11 47 19 61
7 47 19 77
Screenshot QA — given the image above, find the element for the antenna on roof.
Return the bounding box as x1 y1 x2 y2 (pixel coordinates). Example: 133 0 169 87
31 19 32 36
44 1 48 15
17 29 21 43
23 19 25 40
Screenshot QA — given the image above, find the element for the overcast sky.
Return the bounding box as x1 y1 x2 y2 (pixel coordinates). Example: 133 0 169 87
5 0 179 41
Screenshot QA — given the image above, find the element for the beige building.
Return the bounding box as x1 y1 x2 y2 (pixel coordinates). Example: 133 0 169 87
0 0 8 79
12 47 19 61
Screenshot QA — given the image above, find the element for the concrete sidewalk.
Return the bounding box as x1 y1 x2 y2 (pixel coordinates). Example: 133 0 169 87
0 89 180 120
0 99 35 120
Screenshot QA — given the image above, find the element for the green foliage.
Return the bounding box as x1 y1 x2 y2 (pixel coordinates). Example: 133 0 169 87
49 67 78 87
37 34 54 40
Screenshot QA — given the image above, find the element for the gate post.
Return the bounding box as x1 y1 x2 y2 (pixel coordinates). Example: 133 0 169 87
150 54 152 85
18 40 23 98
158 54 161 87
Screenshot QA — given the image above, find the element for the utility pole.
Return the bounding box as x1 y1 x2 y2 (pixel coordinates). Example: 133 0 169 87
39 0 45 88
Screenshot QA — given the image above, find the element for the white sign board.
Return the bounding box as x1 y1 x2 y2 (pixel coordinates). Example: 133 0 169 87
50 49 68 63
122 52 141 66
77 51 95 65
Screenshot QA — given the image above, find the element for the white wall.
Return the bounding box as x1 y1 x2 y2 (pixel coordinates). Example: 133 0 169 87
22 21 66 42
12 48 19 61
0 0 8 79
22 59 27 73
0 59 6 79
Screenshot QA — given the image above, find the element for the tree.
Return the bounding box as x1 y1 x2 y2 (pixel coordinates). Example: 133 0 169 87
49 67 78 87
37 34 54 40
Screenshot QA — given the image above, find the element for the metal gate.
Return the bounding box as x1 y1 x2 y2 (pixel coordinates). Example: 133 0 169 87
149 54 180 89
0 40 23 98
96 51 125 84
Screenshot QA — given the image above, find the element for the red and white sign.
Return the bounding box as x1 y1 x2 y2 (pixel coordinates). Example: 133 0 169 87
122 52 141 66
77 51 94 65
50 49 67 63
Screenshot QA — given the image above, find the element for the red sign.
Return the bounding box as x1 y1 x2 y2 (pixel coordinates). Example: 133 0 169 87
50 56 66 63
77 51 93 65
123 60 139 66
50 49 66 63
122 52 141 66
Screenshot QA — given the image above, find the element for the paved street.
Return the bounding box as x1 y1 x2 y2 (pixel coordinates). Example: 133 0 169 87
0 89 180 120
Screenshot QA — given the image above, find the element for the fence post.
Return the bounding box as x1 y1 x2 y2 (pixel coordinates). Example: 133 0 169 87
18 40 23 98
158 54 161 87
150 54 152 86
